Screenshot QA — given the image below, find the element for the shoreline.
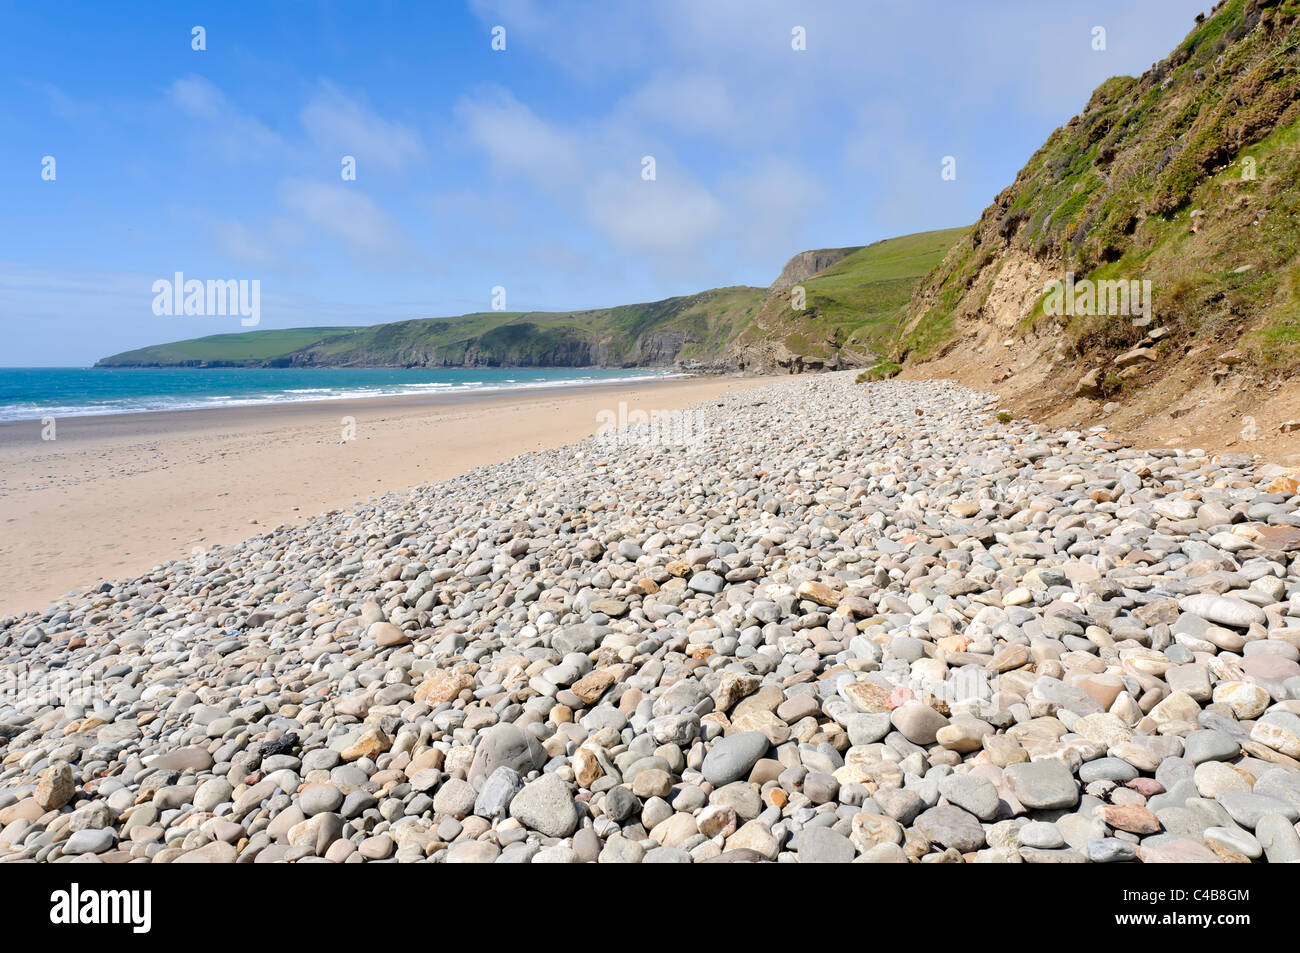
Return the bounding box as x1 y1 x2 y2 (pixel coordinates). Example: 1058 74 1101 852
0 367 694 427
0 372 784 615
0 372 717 441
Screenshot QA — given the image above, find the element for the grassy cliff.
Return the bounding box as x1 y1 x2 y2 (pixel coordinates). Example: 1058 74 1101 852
98 229 966 371
892 0 1300 385
728 227 969 371
96 287 768 369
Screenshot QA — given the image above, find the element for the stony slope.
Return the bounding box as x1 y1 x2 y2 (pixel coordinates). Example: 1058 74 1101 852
3 373 1299 863
890 0 1300 452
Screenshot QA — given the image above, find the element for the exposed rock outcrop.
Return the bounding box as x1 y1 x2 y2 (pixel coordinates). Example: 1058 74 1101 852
769 247 860 290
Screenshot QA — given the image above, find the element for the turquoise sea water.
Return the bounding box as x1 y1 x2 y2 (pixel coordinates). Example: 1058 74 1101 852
0 367 677 422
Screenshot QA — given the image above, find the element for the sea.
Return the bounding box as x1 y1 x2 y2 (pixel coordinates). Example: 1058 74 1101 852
0 367 679 422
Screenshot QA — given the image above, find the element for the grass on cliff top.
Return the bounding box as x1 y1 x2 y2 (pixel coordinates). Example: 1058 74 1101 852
747 227 969 362
96 287 769 367
100 230 963 368
99 327 364 365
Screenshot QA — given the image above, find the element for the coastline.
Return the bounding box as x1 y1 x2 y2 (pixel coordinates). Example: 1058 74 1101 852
0 366 691 424
0 373 784 615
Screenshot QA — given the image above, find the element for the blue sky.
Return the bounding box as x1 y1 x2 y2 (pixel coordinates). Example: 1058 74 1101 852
0 0 1210 366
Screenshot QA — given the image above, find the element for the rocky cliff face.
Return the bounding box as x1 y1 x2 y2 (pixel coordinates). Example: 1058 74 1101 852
769 248 860 290
723 288 869 374
624 329 690 366
266 329 704 369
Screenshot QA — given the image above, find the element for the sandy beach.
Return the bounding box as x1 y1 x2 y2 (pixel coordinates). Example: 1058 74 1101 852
0 374 782 615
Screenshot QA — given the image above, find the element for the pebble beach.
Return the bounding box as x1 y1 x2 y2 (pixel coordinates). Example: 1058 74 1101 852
2 371 1299 864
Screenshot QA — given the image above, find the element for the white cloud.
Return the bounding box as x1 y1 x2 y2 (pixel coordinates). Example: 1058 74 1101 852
619 72 745 137
278 178 418 266
300 82 425 173
722 157 826 261
585 169 724 256
467 0 659 78
209 217 313 272
455 89 729 271
210 220 282 269
167 75 284 162
455 87 582 189
40 83 100 121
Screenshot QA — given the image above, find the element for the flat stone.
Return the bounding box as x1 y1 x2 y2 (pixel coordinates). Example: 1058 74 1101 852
850 812 904 851
1193 761 1252 799
447 841 501 863
62 828 116 855
1216 791 1299 828
300 784 344 816
1256 812 1300 863
1018 821 1064 849
1138 837 1221 864
727 820 780 860
795 826 855 863
369 621 409 647
1005 760 1079 811
702 731 770 785
913 805 986 852
938 773 1001 821
1178 594 1266 629
1079 757 1138 784
1204 826 1263 859
433 777 478 818
1085 837 1138 863
874 787 924 825
474 766 523 819
508 774 579 837
1213 681 1272 720
890 701 949 745
147 747 214 772
173 841 238 863
1252 712 1300 759
1183 730 1241 765
1097 804 1161 835
469 724 547 786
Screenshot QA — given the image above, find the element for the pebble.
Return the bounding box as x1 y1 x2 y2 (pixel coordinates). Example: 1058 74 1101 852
1005 761 1079 811
300 785 344 817
1204 826 1263 859
61 828 115 856
796 826 855 863
0 373 1297 864
1085 838 1138 863
701 732 770 786
938 774 1001 821
914 805 986 852
1018 821 1065 849
1216 791 1299 829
